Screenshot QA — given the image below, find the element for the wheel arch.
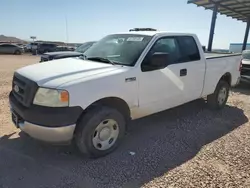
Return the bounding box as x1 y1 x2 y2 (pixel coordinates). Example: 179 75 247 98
80 97 131 122
219 72 232 86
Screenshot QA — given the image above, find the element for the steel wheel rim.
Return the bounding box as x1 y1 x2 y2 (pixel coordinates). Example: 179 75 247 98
218 87 227 105
92 119 119 151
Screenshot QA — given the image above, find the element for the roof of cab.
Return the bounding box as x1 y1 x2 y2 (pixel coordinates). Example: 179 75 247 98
113 31 195 37
107 27 195 37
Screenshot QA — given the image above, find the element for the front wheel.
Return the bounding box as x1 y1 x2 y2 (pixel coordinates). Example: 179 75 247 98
207 80 230 110
75 106 126 158
14 50 21 55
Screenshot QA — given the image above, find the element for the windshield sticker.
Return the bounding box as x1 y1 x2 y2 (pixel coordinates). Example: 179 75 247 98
127 37 144 42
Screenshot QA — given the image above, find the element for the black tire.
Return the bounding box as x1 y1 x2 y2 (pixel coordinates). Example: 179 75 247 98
14 50 21 55
207 80 230 110
75 106 126 158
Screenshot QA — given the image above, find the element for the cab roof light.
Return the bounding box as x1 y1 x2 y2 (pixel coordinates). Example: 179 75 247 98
129 28 157 32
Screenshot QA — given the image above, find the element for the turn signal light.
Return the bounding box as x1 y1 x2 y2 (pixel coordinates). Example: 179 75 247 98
60 91 69 102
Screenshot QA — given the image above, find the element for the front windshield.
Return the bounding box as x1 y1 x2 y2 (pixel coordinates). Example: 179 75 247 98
84 34 152 66
76 42 94 53
242 51 250 60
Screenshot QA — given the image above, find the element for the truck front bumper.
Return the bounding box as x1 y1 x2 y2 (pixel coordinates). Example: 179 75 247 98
18 121 76 143
9 92 83 143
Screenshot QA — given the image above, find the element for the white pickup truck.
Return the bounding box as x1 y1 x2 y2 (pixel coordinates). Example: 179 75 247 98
9 29 241 158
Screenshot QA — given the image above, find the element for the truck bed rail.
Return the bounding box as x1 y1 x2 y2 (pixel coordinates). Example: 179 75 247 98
205 53 241 59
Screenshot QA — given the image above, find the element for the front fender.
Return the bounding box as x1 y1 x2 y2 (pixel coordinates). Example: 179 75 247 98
65 74 138 111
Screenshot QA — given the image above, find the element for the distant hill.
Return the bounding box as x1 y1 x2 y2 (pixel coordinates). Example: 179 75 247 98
0 35 26 43
0 35 84 46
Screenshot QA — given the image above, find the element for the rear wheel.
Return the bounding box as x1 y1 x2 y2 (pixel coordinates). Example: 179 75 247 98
75 106 126 158
207 80 230 110
14 50 21 55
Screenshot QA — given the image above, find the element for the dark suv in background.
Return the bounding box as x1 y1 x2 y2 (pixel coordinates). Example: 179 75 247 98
40 41 96 62
37 43 58 54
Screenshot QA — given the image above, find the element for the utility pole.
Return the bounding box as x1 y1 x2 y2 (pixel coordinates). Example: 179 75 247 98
65 15 69 45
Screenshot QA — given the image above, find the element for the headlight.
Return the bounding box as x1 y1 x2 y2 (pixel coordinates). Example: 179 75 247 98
33 88 69 107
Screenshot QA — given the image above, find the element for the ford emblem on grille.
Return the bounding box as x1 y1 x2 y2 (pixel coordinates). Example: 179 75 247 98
14 85 19 93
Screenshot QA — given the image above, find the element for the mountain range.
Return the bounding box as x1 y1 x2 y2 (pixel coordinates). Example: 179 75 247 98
0 35 26 43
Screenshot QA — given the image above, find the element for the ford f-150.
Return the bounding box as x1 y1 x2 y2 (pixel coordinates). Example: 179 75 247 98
9 29 241 158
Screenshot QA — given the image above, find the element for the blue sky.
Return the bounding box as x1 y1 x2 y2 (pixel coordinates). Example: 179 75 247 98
0 0 248 49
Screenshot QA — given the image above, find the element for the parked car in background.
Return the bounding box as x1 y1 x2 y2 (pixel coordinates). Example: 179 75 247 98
76 41 96 52
37 43 58 54
55 45 75 52
67 46 76 51
26 44 32 52
16 43 28 52
0 43 24 55
40 41 96 62
29 42 39 52
10 29 241 158
16 43 24 47
240 50 250 84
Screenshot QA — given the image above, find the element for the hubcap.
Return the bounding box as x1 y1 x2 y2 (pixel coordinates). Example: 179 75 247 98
92 119 119 151
218 87 227 105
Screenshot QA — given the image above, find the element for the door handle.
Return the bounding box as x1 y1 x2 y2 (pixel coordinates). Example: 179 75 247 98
180 69 187 76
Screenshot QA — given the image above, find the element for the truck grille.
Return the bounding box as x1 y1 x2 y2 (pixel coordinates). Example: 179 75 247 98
242 64 250 69
12 73 38 107
241 64 250 75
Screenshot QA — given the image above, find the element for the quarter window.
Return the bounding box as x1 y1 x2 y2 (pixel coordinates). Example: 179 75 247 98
0 44 11 47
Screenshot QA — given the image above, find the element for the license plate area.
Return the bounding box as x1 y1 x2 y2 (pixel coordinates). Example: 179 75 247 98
11 110 24 128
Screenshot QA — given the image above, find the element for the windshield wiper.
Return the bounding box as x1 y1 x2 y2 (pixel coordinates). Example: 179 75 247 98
87 57 115 65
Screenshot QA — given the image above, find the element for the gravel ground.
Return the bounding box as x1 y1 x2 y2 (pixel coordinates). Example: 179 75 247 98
0 55 250 188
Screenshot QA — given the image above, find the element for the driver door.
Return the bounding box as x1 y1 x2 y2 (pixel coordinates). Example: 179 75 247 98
138 37 186 116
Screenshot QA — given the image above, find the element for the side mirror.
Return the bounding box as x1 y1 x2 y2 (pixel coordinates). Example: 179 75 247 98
142 52 169 71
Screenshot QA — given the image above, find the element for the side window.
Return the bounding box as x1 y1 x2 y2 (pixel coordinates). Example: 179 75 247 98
177 36 200 62
4 44 13 48
143 37 181 65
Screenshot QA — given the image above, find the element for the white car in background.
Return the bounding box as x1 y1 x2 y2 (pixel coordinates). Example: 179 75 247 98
240 50 250 83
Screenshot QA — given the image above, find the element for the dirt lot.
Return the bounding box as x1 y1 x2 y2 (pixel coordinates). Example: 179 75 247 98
0 55 250 188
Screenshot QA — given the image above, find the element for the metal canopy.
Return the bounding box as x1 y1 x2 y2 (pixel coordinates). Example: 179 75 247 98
188 0 250 22
188 0 250 51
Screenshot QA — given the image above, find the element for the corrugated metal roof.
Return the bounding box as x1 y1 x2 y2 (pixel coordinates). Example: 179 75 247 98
188 0 250 22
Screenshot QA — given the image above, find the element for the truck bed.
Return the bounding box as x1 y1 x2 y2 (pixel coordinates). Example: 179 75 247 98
205 52 241 59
